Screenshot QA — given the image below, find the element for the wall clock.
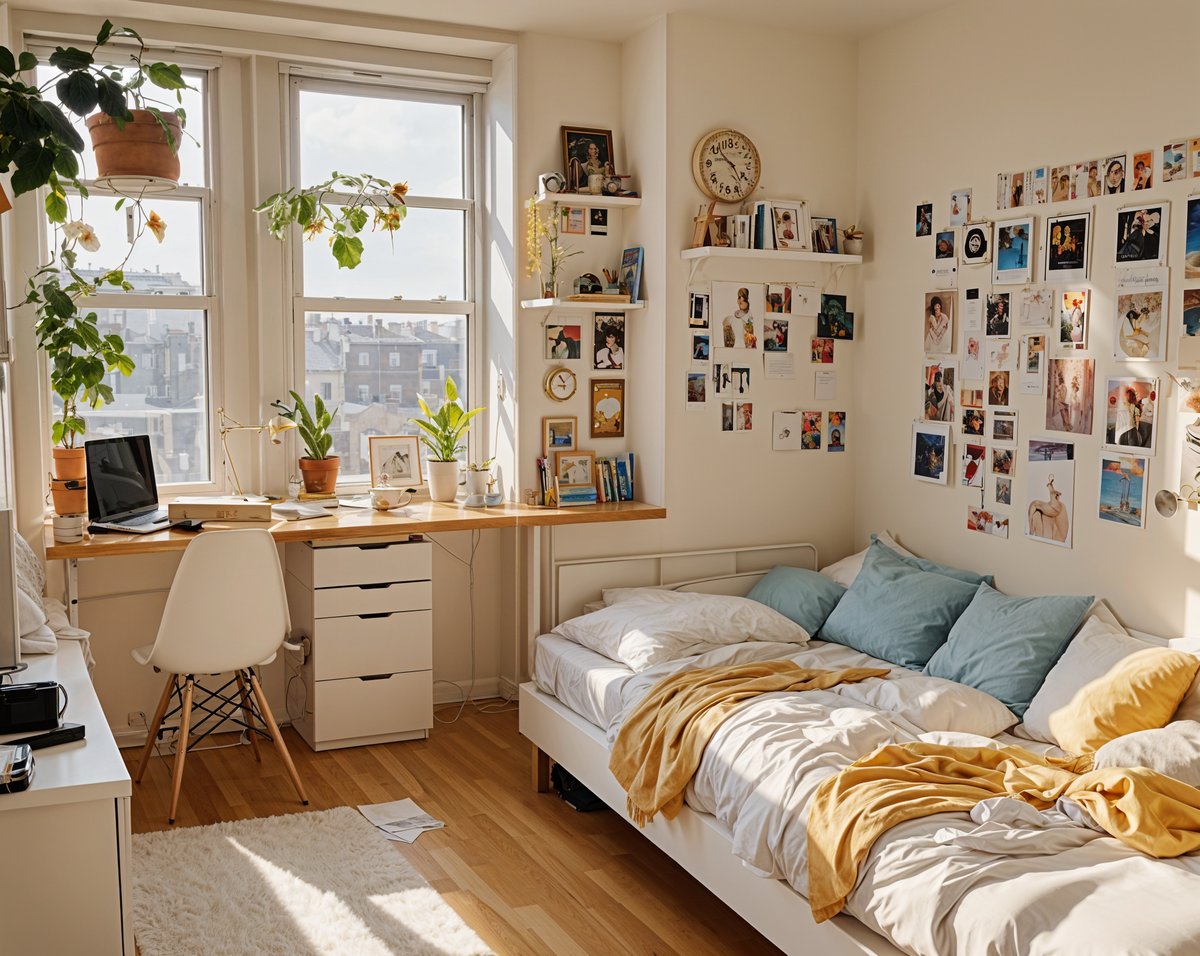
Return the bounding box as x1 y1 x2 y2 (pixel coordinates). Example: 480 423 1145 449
692 128 761 203
543 365 578 402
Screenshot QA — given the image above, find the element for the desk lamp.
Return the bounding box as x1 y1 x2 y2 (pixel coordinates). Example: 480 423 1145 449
217 408 297 499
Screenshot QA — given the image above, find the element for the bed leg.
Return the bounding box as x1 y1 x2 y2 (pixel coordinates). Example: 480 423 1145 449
532 743 552 793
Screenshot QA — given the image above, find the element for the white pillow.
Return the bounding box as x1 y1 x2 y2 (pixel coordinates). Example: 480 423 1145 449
1093 721 1200 787
552 592 808 672
818 531 914 588
602 586 686 605
833 671 1017 738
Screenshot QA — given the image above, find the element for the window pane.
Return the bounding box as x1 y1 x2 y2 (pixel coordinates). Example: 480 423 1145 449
302 311 467 482
301 207 464 300
51 308 211 484
35 66 208 186
53 196 204 294
299 88 463 199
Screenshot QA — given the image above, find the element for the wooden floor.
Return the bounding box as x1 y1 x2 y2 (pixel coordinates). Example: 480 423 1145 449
127 702 784 955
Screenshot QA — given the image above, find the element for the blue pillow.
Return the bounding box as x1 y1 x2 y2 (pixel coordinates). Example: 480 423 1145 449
870 533 994 587
818 542 980 669
747 566 846 636
924 582 1093 717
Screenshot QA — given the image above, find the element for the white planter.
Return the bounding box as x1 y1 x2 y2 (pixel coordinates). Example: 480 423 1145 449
427 460 461 502
465 471 490 496
843 237 863 256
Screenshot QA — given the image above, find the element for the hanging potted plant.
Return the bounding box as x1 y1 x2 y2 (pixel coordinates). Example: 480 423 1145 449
271 391 340 494
411 376 482 503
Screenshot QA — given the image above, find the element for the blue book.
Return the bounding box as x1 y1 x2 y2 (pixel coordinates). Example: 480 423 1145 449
626 452 635 500
615 460 630 500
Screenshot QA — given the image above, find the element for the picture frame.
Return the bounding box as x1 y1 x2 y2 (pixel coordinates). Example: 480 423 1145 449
1044 211 1091 283
545 324 582 360
1115 202 1169 269
961 220 991 264
542 416 577 457
593 312 626 370
811 216 839 254
367 434 422 487
620 246 644 303
993 215 1035 285
912 421 951 484
591 378 625 438
1103 376 1158 456
559 205 586 235
554 449 596 489
770 201 811 251
561 125 615 193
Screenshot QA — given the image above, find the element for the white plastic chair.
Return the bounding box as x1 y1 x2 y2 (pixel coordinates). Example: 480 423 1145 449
131 528 309 823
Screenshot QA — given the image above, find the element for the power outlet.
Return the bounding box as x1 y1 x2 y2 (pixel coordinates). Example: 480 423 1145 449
127 710 147 728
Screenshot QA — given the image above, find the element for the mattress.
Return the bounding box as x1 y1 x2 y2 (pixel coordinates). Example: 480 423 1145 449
532 634 633 732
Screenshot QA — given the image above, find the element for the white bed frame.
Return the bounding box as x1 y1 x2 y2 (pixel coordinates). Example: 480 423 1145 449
518 542 903 956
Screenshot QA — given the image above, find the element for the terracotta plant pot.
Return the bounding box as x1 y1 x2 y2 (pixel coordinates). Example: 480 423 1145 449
49 477 87 516
298 456 340 494
427 460 461 503
52 446 86 481
86 109 182 184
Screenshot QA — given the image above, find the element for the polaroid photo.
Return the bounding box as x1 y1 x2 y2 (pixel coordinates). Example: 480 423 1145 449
923 292 954 355
993 216 1035 285
912 421 951 484
961 221 991 265
1044 211 1090 283
935 229 956 260
992 409 1017 444
995 475 1012 506
686 371 707 410
923 361 957 423
916 202 933 237
1103 375 1158 455
827 411 846 452
1114 281 1168 362
1098 453 1149 529
691 332 711 363
1163 142 1188 183
588 207 608 236
948 189 972 226
689 291 710 329
1057 290 1089 352
712 281 763 349
1130 150 1154 191
1115 202 1170 269
961 443 985 487
985 292 1011 339
1025 438 1075 549
967 506 1010 539
1045 357 1096 435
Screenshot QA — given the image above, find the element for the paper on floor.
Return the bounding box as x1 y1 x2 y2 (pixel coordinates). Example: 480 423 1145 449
358 798 444 844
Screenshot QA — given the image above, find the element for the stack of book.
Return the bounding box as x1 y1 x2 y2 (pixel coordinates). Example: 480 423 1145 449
594 453 635 503
555 480 598 508
534 452 637 507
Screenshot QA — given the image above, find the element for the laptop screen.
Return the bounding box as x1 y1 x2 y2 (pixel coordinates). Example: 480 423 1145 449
85 435 160 522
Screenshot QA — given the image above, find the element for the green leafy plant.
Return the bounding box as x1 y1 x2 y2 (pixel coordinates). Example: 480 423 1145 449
255 173 408 270
467 457 495 472
410 377 483 463
271 391 339 460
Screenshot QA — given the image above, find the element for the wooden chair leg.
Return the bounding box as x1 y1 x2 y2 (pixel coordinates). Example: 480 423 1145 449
168 677 195 824
235 671 262 763
532 743 551 793
135 673 177 784
248 671 309 806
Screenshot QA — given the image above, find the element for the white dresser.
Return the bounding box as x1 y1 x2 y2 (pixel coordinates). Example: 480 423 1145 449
283 536 433 750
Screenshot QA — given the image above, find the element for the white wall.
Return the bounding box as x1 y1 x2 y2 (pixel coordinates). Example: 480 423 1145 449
856 0 1200 637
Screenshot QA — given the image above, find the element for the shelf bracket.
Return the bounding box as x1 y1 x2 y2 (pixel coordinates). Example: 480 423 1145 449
686 256 707 287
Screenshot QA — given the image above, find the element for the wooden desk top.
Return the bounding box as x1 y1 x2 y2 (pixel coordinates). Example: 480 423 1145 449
45 499 667 559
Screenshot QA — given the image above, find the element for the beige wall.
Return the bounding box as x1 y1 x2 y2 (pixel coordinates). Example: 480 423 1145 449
855 0 1200 637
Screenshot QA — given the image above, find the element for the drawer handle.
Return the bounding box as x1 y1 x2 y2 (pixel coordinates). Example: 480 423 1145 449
358 582 392 590
358 673 392 682
359 612 394 620
355 543 392 551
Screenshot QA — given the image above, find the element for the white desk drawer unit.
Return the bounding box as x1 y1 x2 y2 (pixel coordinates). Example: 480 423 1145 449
283 537 433 751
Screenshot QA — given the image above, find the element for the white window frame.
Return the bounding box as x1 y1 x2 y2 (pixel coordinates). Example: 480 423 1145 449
285 73 480 489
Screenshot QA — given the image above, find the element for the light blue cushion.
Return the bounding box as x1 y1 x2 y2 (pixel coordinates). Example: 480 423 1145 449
870 533 994 587
747 566 846 636
818 542 980 669
924 582 1093 717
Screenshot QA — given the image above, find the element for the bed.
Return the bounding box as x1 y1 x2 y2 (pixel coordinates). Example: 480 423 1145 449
518 540 1200 956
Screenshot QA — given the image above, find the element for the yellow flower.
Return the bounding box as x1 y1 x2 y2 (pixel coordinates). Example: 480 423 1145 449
390 181 409 203
374 207 404 231
146 210 167 243
303 219 325 240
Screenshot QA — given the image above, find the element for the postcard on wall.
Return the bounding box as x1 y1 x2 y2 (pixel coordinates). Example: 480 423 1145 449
964 333 984 380
811 337 834 364
792 284 819 317
961 222 991 265
993 217 1034 285
1115 202 1169 269
1019 287 1053 329
765 283 793 315
1025 438 1075 549
1058 290 1089 352
1102 154 1127 194
996 173 1011 211
772 411 803 450
686 371 707 411
721 402 734 432
1028 166 1049 205
827 411 846 452
1131 150 1154 191
1182 288 1200 368
764 315 790 352
923 361 957 423
963 287 983 331
545 324 582 360
987 369 1011 408
1045 357 1095 435
991 447 1014 477
817 294 853 340
1099 453 1148 529
923 292 954 355
968 506 1010 539
929 259 958 285
560 206 586 235
935 229 956 260
912 421 951 484
962 407 985 439
1163 143 1188 183
712 281 763 349
814 369 837 400
1020 334 1046 395
593 313 626 370
1005 170 1028 208
691 331 711 364
992 409 1017 445
995 475 1012 506
800 411 822 449
1190 137 1200 177
961 443 985 488
986 292 1011 339
1103 375 1158 455
735 401 754 432
949 189 972 226
988 339 1014 372
689 291 710 329
916 202 933 237
1044 211 1090 283
961 384 983 409
763 351 796 380
1051 165 1072 202
1114 274 1168 362
588 208 608 236
713 347 752 397
1185 196 1200 280
1073 160 1101 201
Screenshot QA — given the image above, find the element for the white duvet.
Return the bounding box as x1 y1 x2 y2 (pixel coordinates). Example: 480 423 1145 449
544 637 1200 956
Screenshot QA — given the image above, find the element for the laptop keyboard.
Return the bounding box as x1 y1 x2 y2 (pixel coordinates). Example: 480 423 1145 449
123 509 167 526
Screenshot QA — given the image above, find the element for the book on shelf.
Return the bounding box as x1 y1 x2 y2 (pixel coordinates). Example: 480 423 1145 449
168 498 273 522
566 292 632 304
539 453 637 507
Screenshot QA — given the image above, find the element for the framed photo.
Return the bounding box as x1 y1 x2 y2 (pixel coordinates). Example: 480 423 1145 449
555 449 596 489
1044 211 1090 283
1026 438 1075 548
593 312 625 369
1115 202 1169 268
591 378 625 438
1045 357 1095 435
924 291 954 354
1099 453 1149 529
561 125 615 193
542 416 577 457
545 324 582 360
367 435 422 487
811 216 838 254
620 246 644 302
912 421 951 484
1058 290 1089 352
771 201 810 251
961 220 991 264
559 205 586 235
993 216 1034 285
1103 376 1158 455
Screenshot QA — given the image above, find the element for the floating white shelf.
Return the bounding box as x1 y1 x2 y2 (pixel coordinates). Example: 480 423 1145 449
536 191 642 209
521 298 646 311
680 246 862 265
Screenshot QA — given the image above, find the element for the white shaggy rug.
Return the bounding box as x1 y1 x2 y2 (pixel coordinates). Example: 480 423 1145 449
132 807 493 955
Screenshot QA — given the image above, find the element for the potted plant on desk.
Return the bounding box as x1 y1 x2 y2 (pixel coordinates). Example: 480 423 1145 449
411 376 483 503
271 391 341 494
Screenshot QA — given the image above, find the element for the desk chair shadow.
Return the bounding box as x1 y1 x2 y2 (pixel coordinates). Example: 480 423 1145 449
130 528 309 823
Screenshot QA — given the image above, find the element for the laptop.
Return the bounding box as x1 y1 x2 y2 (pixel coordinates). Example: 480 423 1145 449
85 435 175 534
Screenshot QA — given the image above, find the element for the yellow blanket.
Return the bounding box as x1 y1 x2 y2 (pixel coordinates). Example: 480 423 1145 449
807 742 1200 923
609 660 889 827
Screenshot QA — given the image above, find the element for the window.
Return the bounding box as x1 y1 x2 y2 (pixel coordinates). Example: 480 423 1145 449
291 76 474 484
39 57 216 487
